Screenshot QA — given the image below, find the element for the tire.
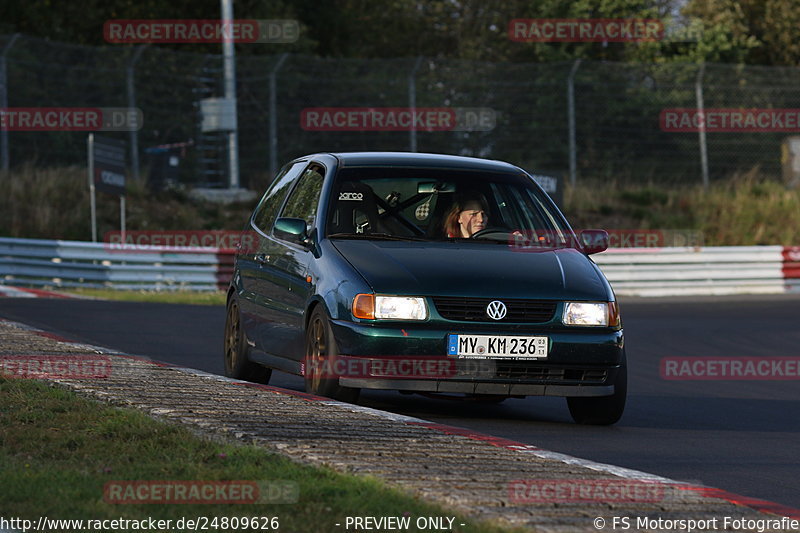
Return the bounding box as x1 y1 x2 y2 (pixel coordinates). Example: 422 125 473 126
304 307 360 403
224 296 272 384
567 352 627 425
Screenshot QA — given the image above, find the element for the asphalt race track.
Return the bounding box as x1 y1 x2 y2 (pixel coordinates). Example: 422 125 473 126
1 294 799 509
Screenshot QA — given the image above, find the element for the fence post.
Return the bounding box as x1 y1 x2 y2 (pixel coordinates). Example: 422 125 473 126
221 0 240 189
567 59 581 187
87 134 97 242
126 45 147 182
695 62 709 188
408 56 423 152
269 53 289 178
0 33 21 173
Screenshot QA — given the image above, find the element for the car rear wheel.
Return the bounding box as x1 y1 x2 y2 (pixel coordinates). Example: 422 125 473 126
566 352 627 425
224 296 272 383
304 307 360 403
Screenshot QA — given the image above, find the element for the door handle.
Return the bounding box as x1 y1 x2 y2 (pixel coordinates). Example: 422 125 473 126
254 253 269 264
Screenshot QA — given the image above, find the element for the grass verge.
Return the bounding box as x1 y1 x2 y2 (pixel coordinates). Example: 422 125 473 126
0 378 524 533
61 288 226 306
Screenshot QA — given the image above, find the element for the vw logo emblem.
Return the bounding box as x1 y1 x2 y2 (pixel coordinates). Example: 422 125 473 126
486 300 507 320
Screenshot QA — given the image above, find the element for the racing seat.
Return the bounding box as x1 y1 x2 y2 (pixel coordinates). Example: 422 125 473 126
425 192 454 239
329 181 383 235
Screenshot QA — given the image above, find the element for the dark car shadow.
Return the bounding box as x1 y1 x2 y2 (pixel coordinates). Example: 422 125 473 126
358 389 571 424
358 389 800 434
258 371 800 433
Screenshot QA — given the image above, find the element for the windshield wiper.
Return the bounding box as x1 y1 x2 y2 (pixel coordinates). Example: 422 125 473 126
327 233 428 242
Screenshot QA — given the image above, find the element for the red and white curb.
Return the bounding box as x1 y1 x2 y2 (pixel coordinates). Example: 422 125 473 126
2 317 799 522
0 285 75 299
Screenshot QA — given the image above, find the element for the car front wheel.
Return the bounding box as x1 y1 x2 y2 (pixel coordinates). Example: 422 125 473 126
304 307 360 403
566 351 627 425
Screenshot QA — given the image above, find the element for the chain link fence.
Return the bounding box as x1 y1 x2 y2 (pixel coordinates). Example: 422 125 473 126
2 33 800 189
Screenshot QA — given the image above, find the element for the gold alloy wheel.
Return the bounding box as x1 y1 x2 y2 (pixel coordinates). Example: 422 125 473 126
224 300 241 375
305 315 327 392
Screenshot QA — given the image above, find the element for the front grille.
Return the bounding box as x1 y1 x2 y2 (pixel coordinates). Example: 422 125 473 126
432 296 557 323
494 362 608 384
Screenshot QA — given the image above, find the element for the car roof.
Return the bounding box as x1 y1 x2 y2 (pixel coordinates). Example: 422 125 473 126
319 152 524 174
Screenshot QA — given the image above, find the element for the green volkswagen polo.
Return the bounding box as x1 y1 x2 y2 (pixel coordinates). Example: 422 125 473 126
225 152 626 425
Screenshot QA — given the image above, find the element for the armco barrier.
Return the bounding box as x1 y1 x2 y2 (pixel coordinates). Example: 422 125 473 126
594 246 800 297
1 236 799 296
0 237 234 291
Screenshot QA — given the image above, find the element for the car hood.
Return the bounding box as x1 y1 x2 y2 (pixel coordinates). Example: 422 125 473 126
330 239 611 300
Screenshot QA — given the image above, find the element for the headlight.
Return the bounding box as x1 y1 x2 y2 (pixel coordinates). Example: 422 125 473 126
352 294 428 320
563 301 619 327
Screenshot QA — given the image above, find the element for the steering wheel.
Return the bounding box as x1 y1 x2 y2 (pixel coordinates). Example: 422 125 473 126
470 227 515 240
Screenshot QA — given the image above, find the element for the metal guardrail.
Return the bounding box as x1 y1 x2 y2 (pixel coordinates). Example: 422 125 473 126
595 246 799 296
1 236 798 296
0 237 233 291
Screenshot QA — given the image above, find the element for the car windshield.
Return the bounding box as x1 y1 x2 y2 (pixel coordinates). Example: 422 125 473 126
326 167 576 249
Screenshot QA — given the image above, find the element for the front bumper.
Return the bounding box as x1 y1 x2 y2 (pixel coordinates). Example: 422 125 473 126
329 319 624 397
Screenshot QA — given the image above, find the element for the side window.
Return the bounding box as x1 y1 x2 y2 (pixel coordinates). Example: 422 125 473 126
252 162 305 233
279 165 325 229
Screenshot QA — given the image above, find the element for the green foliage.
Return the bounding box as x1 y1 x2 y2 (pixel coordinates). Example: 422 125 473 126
619 187 669 205
564 170 800 246
0 0 314 56
3 0 796 65
646 0 800 66
0 164 260 240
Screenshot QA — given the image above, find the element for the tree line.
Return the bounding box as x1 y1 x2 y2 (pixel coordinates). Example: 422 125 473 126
2 0 799 65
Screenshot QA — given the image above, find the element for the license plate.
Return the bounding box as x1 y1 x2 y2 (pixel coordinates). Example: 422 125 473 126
447 334 548 359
